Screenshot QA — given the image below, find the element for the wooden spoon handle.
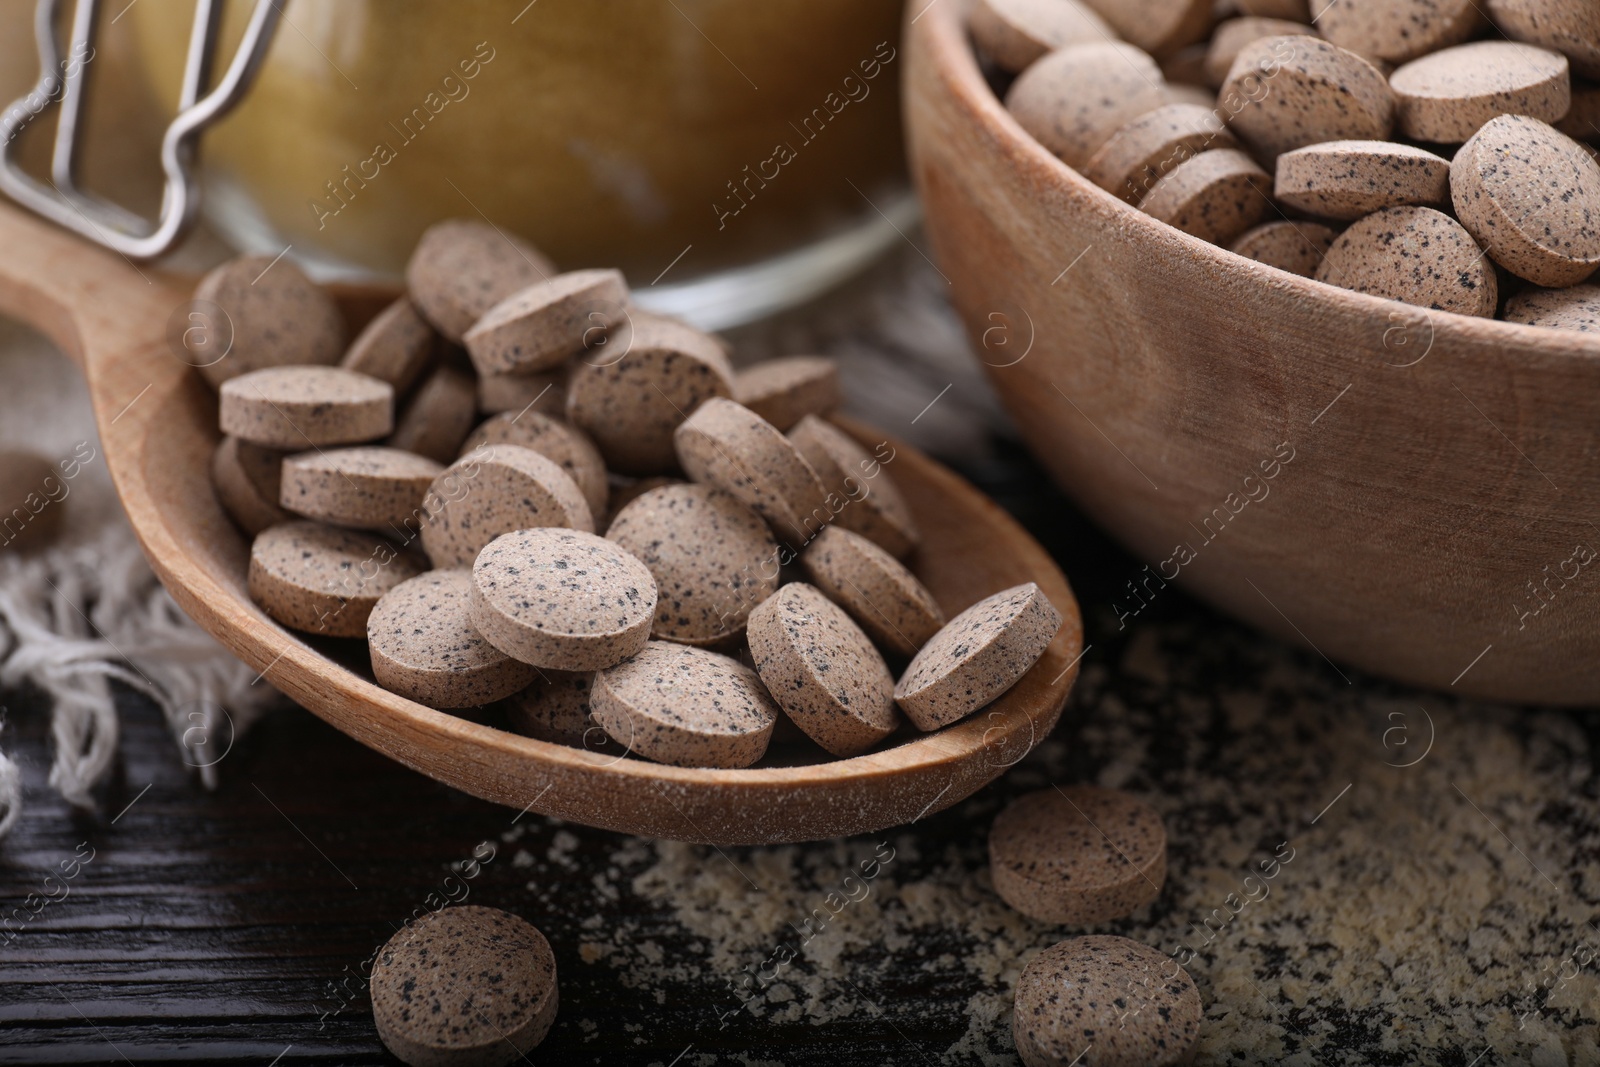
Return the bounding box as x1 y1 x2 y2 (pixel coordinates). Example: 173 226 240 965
0 201 196 534
0 202 189 374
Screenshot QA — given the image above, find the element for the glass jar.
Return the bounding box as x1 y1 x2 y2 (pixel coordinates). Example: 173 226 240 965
128 0 910 323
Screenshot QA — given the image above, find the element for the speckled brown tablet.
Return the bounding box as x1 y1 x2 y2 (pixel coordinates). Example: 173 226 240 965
211 435 290 535
1238 0 1308 18
894 583 1062 731
1220 36 1394 161
1161 43 1208 88
989 785 1168 923
746 583 898 757
247 520 423 638
590 641 777 768
605 482 779 646
1004 43 1168 169
504 671 614 751
1138 148 1273 246
789 416 920 560
340 297 436 397
733 356 843 432
0 450 66 553
1310 0 1484 65
1489 0 1600 81
463 269 628 377
675 399 829 547
405 218 557 343
470 527 656 670
279 446 443 531
1084 103 1238 203
750 647 817 751
420 445 594 569
601 476 684 527
370 905 557 1067
1274 140 1451 220
1229 220 1340 275
1315 206 1499 316
368 570 536 709
1505 283 1600 331
1451 115 1600 287
192 255 343 389
970 0 1116 73
1390 41 1571 143
1161 83 1216 110
386 365 477 464
565 313 735 475
460 411 609 520
477 368 568 417
1079 0 1212 57
1013 936 1201 1067
1556 80 1600 143
219 366 393 449
801 526 944 659
1203 17 1317 87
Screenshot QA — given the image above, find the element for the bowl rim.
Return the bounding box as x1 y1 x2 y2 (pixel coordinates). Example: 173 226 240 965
920 0 1600 359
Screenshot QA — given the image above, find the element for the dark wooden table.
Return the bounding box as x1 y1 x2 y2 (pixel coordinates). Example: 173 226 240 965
0 441 1075 1065
2 440 1595 1066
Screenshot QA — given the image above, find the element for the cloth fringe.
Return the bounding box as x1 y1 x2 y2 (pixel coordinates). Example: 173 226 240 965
0 522 279 835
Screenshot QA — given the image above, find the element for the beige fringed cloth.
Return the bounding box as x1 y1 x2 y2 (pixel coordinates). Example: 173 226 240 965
0 320 280 838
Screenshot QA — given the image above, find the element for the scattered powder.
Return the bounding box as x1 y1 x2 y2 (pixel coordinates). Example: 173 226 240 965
504 616 1600 1063
548 829 581 868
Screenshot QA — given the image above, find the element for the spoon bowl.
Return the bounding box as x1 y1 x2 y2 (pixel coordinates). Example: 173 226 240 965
0 203 1083 843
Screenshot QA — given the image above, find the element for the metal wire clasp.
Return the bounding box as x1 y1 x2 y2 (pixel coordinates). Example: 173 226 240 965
0 0 281 260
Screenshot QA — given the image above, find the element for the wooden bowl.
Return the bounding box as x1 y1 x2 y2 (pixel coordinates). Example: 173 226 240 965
0 203 1082 844
905 2 1600 705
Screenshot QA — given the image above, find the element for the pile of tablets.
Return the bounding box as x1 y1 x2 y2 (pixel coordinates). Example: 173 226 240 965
978 0 1600 328
204 219 1064 771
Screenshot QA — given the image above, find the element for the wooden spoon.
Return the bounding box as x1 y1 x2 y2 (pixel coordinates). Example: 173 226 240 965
0 203 1083 844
